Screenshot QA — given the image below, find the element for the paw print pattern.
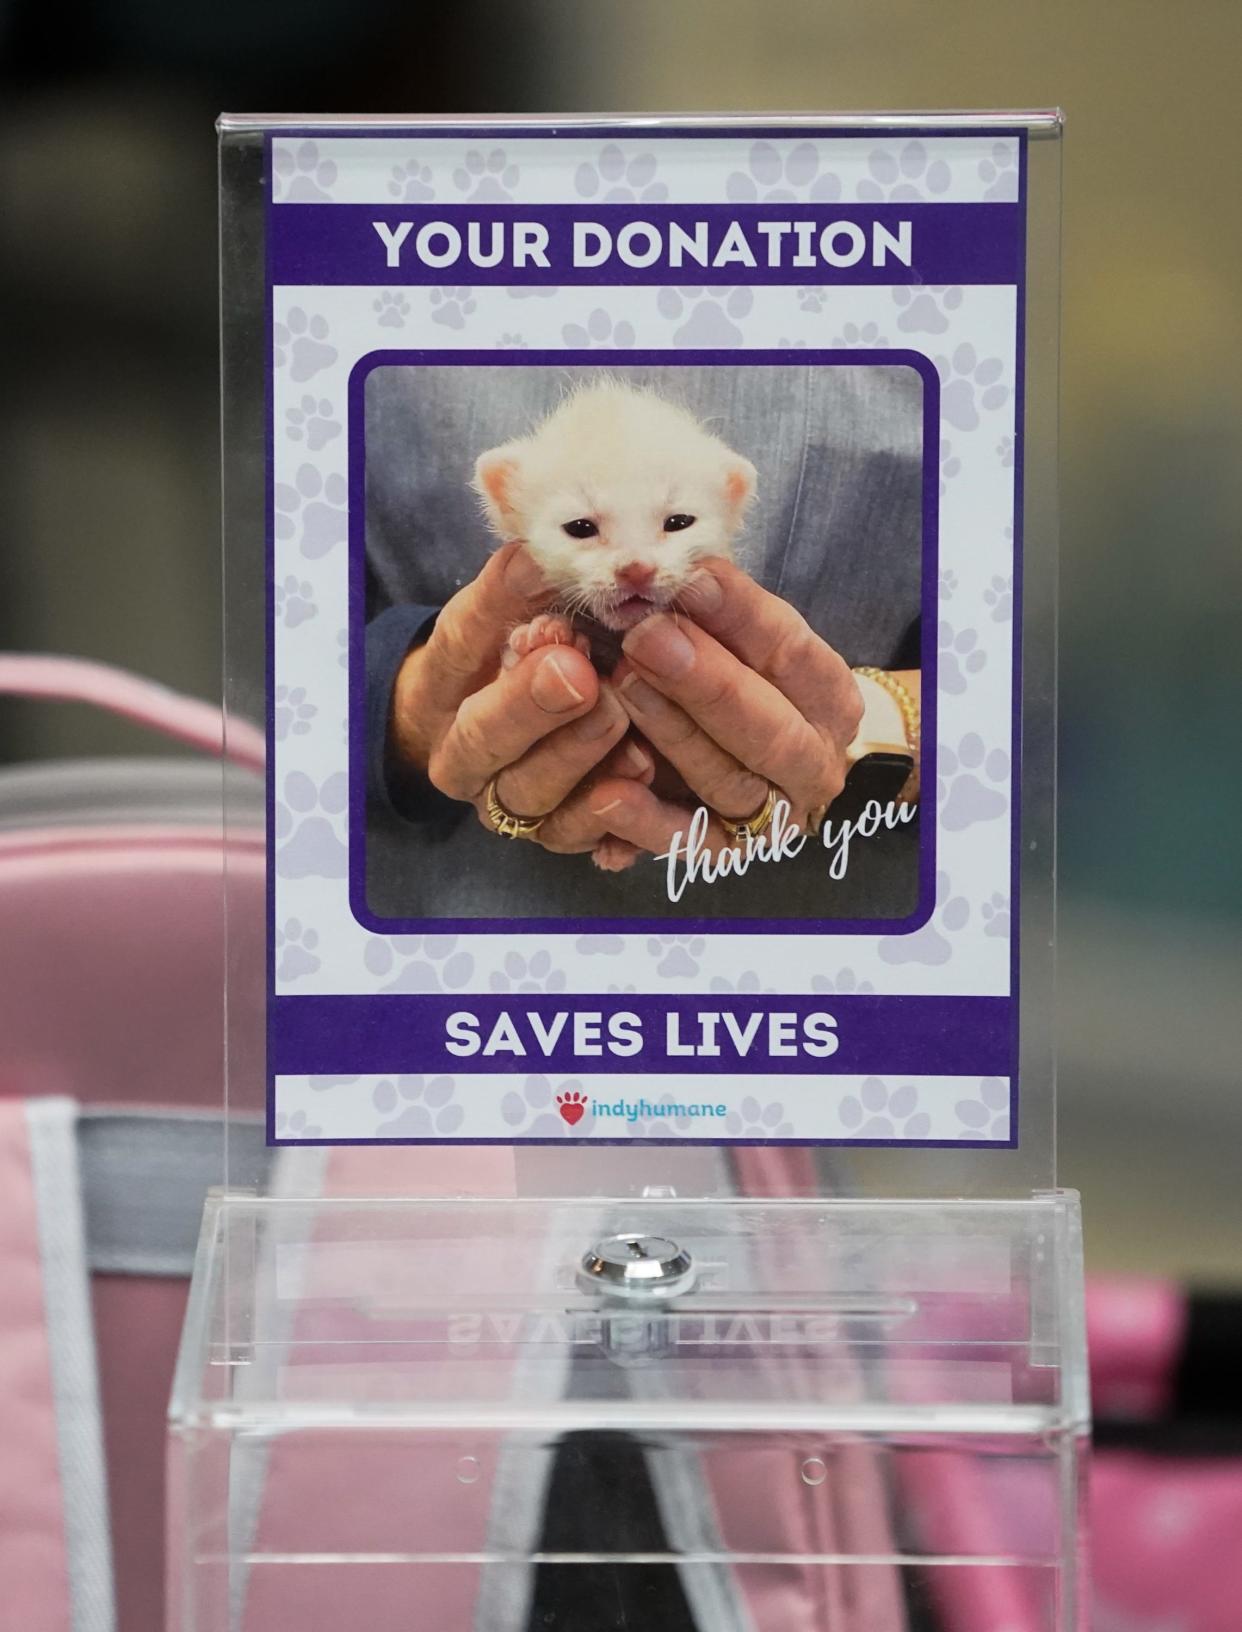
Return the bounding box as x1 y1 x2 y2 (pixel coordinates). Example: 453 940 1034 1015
274 574 317 629
857 141 951 202
725 141 841 204
831 320 889 349
336 627 349 669
939 568 959 600
996 434 1015 469
273 684 317 741
935 344 1009 432
497 332 527 348
939 441 962 497
811 968 875 995
489 950 566 993
981 892 1011 938
387 159 435 201
984 574 1013 622
839 1078 931 1138
726 1096 794 1138
978 143 1019 203
275 917 321 981
656 286 753 348
372 1075 464 1137
938 621 986 694
797 287 829 313
273 141 337 203
274 772 348 879
275 1109 323 1139
430 287 477 330
374 291 411 328
879 870 969 967
452 149 518 202
938 735 1010 831
363 936 474 993
574 145 668 204
273 308 337 383
777 338 808 349
708 971 772 994
274 467 348 561
286 394 340 452
955 1078 1010 1140
892 284 963 335
646 935 706 979
501 1074 589 1137
562 307 636 348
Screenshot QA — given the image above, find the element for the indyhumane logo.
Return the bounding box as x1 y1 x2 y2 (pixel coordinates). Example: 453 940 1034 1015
555 1093 728 1128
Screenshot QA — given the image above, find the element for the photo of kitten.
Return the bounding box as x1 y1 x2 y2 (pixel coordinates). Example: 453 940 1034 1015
472 379 757 663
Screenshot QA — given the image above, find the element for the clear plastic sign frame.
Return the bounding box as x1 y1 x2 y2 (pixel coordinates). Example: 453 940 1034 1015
173 111 1084 1632
219 111 1060 1203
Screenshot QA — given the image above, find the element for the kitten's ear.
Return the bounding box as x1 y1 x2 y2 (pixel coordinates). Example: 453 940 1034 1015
473 441 526 536
723 455 758 513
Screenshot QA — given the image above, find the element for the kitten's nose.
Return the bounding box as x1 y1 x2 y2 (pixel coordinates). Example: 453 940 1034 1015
615 561 656 593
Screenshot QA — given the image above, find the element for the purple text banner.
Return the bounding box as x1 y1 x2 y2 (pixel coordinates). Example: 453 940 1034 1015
269 203 1023 288
272 994 1013 1078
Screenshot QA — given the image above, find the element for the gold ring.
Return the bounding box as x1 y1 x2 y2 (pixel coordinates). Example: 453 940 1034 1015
484 778 545 841
718 782 779 844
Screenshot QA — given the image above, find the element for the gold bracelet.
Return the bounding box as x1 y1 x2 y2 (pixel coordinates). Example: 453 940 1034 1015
852 667 920 803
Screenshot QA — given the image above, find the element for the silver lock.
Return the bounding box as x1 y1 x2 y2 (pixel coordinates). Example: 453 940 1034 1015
578 1233 696 1302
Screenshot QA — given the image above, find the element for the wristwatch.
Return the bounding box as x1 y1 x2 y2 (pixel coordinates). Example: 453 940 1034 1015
838 667 920 814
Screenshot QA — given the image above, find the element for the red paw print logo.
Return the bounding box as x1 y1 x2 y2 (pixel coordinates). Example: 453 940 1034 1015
557 1091 588 1127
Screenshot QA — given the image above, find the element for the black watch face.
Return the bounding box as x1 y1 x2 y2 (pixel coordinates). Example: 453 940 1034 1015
835 751 915 818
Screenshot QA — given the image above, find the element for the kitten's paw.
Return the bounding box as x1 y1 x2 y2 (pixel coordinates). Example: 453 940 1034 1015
591 836 641 872
502 614 589 669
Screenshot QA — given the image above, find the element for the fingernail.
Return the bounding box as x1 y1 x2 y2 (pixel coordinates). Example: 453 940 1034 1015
622 614 696 679
680 567 723 613
591 796 623 817
531 650 586 712
625 741 653 774
504 546 546 598
501 646 519 671
617 674 661 713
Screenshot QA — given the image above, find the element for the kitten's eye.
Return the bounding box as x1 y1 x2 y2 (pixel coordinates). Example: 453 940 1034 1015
562 518 599 539
663 514 696 533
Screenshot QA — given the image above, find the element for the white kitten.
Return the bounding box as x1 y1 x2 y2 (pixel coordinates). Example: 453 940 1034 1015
473 379 757 635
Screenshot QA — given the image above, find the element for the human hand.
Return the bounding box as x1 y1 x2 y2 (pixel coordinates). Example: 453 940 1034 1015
614 557 865 836
389 542 698 868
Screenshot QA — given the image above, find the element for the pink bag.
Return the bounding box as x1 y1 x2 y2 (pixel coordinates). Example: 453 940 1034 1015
4 654 1236 1632
0 656 262 1632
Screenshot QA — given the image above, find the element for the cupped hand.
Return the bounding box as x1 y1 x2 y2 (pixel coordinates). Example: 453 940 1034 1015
614 557 864 832
388 543 698 868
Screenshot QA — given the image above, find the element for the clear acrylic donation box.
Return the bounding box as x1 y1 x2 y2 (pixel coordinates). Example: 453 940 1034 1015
172 111 1083 1631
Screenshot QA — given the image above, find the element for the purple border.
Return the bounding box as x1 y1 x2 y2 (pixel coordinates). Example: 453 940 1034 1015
264 120 1036 143
263 133 276 1146
262 123 1027 1149
346 347 938 937
1008 131 1030 1153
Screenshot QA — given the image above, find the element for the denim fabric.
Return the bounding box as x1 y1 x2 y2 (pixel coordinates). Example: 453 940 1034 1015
362 363 924 923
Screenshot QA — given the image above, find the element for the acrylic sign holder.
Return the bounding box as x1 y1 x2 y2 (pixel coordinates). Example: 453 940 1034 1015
170 113 1085 1632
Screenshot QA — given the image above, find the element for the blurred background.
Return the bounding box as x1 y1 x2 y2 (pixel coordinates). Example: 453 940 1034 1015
1 1 1238 1281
